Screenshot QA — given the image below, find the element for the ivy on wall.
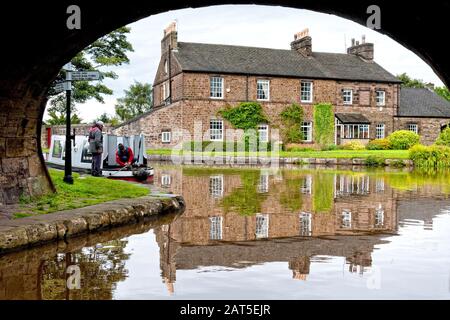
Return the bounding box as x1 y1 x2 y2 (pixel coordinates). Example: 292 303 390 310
313 103 334 147
279 103 304 143
218 102 268 130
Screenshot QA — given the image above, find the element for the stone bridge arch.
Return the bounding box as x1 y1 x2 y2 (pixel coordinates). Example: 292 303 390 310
1 1 449 204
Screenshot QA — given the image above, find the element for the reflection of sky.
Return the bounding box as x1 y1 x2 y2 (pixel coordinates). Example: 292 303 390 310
44 5 445 122
113 210 450 300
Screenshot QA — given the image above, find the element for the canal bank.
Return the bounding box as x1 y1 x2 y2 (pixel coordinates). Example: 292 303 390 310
0 194 185 255
147 154 414 167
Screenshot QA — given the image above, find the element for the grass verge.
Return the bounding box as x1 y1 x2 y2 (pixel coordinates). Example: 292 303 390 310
147 149 409 159
14 169 149 218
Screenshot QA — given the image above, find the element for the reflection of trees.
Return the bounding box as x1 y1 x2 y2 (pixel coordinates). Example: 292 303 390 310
40 239 130 300
221 171 269 216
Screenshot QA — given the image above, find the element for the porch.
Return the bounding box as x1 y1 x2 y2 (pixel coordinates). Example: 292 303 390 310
335 113 371 146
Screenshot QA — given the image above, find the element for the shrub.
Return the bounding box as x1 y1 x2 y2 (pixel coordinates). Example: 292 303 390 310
321 144 341 151
342 141 365 150
364 156 385 167
435 126 450 147
387 130 420 150
409 144 450 168
182 141 272 152
366 138 391 150
285 146 315 152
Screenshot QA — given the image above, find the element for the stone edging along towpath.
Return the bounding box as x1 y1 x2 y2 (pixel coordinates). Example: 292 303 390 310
0 194 185 255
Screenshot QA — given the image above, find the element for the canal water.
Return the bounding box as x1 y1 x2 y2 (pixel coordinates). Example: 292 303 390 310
1 164 450 299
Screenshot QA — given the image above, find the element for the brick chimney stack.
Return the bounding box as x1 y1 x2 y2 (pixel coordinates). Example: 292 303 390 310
347 35 374 61
291 28 312 57
161 21 178 54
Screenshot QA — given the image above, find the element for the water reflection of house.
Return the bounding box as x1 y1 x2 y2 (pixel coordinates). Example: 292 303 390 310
151 167 406 291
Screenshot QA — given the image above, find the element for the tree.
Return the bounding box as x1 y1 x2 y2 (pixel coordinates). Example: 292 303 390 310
96 112 120 126
397 72 450 102
434 86 450 102
115 81 153 121
46 27 134 124
396 73 430 88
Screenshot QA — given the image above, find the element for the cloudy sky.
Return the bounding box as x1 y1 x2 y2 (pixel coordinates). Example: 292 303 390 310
46 5 444 122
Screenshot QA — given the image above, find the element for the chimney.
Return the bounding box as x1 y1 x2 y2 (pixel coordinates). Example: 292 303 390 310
161 21 178 54
347 35 374 61
291 28 312 57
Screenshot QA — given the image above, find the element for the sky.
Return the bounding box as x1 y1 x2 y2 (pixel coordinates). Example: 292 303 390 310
44 4 445 123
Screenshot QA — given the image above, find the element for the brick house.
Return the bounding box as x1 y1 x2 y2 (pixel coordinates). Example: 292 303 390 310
113 23 450 148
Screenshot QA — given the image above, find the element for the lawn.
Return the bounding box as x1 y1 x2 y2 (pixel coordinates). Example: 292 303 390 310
14 169 149 218
147 149 409 159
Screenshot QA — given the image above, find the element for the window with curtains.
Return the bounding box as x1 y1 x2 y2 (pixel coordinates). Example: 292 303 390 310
210 76 223 98
257 80 270 100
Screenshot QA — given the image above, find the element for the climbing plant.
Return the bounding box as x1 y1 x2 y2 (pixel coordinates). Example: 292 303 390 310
279 103 304 143
313 103 334 147
218 102 268 130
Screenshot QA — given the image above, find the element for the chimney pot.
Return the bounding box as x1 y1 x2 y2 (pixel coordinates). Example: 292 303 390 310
291 28 312 56
347 36 374 61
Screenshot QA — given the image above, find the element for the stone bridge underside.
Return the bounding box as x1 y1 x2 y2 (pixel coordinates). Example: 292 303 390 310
0 1 449 204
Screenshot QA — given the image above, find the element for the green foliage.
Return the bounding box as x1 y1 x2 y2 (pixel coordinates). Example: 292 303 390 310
218 102 268 130
46 108 83 125
285 145 315 152
321 144 340 151
435 126 450 146
15 169 148 216
409 144 450 168
96 113 120 126
434 86 450 102
221 171 268 216
366 138 391 150
342 141 365 150
46 27 133 124
115 81 153 121
312 172 334 213
387 130 420 150
364 156 385 167
183 140 272 152
280 104 304 143
313 103 334 147
396 73 431 88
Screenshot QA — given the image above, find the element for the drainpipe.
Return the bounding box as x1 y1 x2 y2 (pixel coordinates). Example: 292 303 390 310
168 44 172 104
246 75 249 101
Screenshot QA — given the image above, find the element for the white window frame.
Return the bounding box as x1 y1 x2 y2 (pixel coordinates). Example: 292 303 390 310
342 89 353 105
258 173 269 193
342 124 370 139
342 210 352 228
162 81 170 100
209 216 223 240
300 175 312 194
376 90 386 106
299 212 312 236
300 81 313 103
209 119 224 141
375 206 385 228
161 174 171 186
255 214 269 239
210 76 224 99
161 131 171 143
408 123 419 134
209 175 224 198
258 124 269 143
375 123 385 139
301 121 313 142
256 79 270 101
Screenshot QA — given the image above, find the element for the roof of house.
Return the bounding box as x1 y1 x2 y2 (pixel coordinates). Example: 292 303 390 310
399 87 450 118
335 113 371 124
173 42 401 83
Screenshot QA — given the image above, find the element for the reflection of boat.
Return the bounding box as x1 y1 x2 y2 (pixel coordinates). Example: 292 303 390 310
46 133 154 181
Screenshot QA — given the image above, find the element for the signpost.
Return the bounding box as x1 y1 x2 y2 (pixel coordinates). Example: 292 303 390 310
52 63 102 184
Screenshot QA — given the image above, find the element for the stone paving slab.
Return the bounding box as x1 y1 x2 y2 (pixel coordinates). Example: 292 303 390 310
0 194 185 255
